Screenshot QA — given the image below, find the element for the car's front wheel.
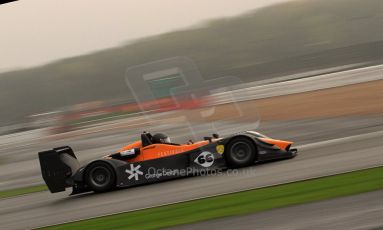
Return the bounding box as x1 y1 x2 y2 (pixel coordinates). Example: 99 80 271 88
226 137 257 168
85 162 116 193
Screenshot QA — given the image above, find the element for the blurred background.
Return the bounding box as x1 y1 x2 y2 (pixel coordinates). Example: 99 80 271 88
1 0 383 228
1 0 383 133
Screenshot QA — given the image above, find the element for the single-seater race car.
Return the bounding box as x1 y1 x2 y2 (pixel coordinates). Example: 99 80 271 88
38 131 297 195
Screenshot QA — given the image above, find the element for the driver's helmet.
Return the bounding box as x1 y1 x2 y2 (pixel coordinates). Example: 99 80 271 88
152 133 171 144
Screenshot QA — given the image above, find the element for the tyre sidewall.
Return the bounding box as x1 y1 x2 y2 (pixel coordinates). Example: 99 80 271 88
226 137 256 168
85 162 116 193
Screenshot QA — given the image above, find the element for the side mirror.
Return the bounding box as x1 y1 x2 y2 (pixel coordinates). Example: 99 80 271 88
204 137 213 143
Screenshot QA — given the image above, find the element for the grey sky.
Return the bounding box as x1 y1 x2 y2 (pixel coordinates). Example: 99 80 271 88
0 0 289 72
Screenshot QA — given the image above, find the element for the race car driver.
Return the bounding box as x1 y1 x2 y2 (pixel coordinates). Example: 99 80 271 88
152 133 172 144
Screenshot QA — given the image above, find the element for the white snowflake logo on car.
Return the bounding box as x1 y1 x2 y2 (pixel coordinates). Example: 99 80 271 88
125 164 143 180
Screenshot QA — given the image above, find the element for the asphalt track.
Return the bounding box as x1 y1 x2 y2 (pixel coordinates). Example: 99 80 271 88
1 130 383 229
172 190 383 230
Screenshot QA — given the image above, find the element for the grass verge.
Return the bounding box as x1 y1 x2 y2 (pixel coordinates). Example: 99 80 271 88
44 166 383 230
0 185 47 199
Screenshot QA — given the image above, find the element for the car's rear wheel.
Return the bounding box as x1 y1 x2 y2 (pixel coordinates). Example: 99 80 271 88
85 162 116 193
226 137 256 168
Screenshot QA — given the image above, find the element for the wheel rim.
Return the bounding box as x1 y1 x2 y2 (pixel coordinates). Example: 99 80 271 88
230 141 252 162
89 166 110 187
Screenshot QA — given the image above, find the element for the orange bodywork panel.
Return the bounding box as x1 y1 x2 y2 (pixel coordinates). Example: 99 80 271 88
118 140 210 163
259 138 293 150
118 141 145 162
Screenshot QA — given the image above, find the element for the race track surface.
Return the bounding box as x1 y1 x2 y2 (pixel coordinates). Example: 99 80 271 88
1 130 383 229
171 190 383 230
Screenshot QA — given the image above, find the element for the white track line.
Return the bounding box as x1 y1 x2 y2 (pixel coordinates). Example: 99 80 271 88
212 63 383 104
297 129 383 150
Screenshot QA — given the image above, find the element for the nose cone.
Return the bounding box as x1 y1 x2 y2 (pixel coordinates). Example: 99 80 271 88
259 138 293 150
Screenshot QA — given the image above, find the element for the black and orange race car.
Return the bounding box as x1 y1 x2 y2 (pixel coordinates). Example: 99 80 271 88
38 131 297 195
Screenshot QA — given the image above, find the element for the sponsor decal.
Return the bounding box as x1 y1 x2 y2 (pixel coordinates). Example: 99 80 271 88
125 164 143 180
145 167 189 179
216 145 225 154
157 149 184 157
120 149 135 156
194 151 214 168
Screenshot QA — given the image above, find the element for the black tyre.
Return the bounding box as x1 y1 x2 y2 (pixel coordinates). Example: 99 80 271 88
226 137 257 168
85 162 116 193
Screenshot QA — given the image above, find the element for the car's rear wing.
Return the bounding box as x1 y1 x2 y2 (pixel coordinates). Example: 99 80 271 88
38 146 80 193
